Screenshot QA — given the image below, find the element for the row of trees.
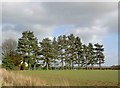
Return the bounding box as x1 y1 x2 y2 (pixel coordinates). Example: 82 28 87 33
2 31 105 70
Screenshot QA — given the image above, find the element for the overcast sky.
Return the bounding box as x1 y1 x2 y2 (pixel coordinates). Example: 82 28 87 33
1 1 118 66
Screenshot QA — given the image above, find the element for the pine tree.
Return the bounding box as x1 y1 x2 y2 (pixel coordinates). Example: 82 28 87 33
94 43 105 68
40 38 54 70
30 37 39 70
87 43 96 69
62 35 69 69
68 34 77 69
57 35 64 70
52 37 59 69
17 31 39 70
82 44 88 69
75 36 83 69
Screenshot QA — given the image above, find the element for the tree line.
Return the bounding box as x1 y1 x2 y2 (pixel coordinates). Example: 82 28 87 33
2 31 105 70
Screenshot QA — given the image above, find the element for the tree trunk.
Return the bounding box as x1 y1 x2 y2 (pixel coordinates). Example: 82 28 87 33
34 64 36 70
91 64 93 70
62 58 64 70
72 61 74 69
54 58 56 70
46 58 49 70
28 61 31 70
99 58 101 69
46 64 48 70
86 62 88 70
65 62 67 70
99 63 101 69
78 58 80 69
69 61 71 70
65 57 67 70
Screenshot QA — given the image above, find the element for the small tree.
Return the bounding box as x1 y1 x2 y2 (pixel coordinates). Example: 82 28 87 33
1 39 22 70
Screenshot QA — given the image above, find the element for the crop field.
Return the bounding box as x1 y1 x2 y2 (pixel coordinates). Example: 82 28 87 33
1 69 119 86
12 70 119 86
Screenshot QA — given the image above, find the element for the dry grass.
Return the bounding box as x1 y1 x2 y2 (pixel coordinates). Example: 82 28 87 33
0 69 3 87
1 69 70 86
1 69 47 86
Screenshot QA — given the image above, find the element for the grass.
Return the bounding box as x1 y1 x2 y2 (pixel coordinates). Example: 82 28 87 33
1 69 119 86
1 69 47 86
19 70 119 86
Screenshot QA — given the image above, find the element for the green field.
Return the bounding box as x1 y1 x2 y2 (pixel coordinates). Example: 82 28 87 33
17 70 119 86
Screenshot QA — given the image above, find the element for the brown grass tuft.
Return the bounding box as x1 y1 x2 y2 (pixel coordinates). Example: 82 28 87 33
1 69 47 86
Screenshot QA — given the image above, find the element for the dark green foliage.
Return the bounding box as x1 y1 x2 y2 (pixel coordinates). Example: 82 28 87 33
75 36 83 69
2 52 22 70
88 43 96 68
2 39 22 70
40 38 54 70
57 35 64 69
3 31 105 70
17 31 39 70
38 33 105 70
62 35 69 69
68 34 77 69
2 56 15 70
52 37 59 69
82 44 88 68
94 43 105 68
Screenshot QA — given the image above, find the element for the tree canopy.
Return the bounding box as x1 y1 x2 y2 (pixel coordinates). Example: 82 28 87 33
2 31 105 70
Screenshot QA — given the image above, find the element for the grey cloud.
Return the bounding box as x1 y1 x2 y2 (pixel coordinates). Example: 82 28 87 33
102 11 118 34
2 2 118 42
2 23 56 42
2 2 117 26
41 2 117 26
2 2 47 24
66 26 108 44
